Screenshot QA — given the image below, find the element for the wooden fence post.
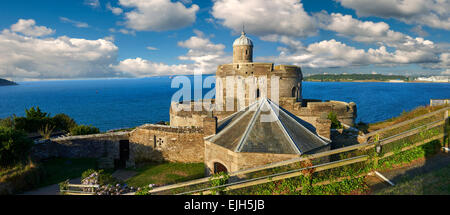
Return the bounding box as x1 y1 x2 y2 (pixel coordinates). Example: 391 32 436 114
445 110 449 151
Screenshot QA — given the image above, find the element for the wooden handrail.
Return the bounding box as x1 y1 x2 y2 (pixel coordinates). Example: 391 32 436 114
364 106 449 138
148 109 449 195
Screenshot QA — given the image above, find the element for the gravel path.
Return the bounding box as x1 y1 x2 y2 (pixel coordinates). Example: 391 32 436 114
20 178 81 195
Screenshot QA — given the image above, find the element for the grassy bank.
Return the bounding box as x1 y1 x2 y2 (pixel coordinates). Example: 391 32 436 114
374 163 450 195
126 162 205 188
0 158 98 194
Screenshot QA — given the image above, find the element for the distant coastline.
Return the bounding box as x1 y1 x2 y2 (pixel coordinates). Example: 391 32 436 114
0 78 17 86
304 74 449 83
305 80 449 83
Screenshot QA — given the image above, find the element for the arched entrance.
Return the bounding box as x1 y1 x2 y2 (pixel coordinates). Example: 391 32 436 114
213 162 228 174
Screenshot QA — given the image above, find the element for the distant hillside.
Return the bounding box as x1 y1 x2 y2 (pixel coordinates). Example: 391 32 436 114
0 78 17 86
304 74 410 82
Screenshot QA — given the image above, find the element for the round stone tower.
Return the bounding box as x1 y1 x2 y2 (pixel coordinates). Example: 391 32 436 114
233 31 253 63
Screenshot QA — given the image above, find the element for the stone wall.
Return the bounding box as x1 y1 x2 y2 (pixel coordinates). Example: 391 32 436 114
215 63 302 107
204 141 299 175
129 124 206 163
31 132 132 168
280 98 357 127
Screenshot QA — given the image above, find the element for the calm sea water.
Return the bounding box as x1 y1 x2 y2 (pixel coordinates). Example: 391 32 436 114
0 77 449 131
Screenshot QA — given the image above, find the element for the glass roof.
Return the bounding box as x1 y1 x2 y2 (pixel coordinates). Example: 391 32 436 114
210 99 328 155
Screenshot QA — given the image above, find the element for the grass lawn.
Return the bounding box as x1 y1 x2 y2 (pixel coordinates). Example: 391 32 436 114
126 162 205 188
374 164 450 195
38 157 98 187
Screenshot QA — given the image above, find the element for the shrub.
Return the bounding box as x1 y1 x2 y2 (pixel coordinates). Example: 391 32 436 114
52 113 77 133
327 112 343 129
38 124 56 140
70 125 100 136
14 106 53 133
0 117 14 128
81 169 120 186
0 127 33 167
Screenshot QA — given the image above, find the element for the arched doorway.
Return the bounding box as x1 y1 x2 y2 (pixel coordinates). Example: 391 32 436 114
214 162 228 174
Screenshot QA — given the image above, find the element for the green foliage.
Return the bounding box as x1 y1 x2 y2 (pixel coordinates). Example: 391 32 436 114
209 172 229 195
327 112 343 129
6 107 78 135
52 113 77 133
59 179 69 194
0 117 14 128
70 125 100 136
0 126 33 167
81 169 97 180
38 124 56 140
14 106 53 133
135 186 152 195
81 169 120 186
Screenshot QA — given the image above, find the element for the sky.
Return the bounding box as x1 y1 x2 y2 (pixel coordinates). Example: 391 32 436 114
0 0 449 81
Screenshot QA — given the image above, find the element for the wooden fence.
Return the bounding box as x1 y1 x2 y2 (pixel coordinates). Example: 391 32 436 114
145 106 449 195
60 183 98 195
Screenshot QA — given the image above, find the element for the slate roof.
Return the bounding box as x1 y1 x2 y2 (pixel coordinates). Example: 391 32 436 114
209 99 329 155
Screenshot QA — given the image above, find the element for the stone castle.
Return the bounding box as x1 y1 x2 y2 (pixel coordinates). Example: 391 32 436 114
33 31 357 175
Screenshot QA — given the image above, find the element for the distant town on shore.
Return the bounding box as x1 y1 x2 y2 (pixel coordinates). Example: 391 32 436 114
304 74 450 83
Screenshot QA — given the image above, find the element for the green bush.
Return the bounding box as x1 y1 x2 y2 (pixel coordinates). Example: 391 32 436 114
0 117 14 128
70 125 100 136
327 112 343 129
52 113 77 133
81 169 120 186
14 107 53 133
0 126 33 167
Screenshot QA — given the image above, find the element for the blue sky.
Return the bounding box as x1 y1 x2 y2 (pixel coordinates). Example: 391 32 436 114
0 0 449 81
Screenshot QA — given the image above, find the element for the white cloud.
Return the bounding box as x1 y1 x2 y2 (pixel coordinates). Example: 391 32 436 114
11 19 54 37
109 28 136 36
0 19 119 80
261 38 441 69
146 46 158 51
337 0 450 30
315 12 437 50
106 2 123 15
177 31 230 73
111 58 191 77
60 17 90 28
212 0 317 39
113 30 230 77
84 0 100 8
118 0 199 31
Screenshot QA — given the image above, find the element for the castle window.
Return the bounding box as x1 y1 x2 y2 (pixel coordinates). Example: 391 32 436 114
153 135 156 148
256 89 260 98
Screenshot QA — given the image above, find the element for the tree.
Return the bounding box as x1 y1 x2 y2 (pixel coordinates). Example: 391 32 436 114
0 126 33 167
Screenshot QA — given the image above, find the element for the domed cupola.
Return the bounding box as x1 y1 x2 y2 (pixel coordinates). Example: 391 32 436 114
233 31 253 47
233 30 253 63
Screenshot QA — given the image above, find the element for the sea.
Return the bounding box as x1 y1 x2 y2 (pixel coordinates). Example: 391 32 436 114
0 76 449 132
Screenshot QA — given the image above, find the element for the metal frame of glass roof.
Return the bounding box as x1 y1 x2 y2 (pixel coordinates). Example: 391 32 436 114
209 98 329 155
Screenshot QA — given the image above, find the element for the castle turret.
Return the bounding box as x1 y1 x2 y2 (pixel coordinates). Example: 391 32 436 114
233 31 253 63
